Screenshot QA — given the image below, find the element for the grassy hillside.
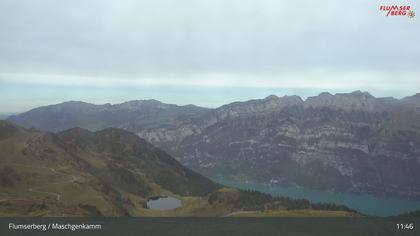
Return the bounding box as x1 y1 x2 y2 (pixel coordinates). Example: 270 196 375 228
0 121 358 217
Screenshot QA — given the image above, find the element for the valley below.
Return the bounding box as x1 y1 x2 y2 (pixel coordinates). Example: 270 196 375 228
0 121 357 217
3 91 420 217
212 177 420 217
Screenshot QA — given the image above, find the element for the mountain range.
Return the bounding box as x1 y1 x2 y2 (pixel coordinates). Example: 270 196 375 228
7 100 210 133
7 91 420 200
0 121 355 216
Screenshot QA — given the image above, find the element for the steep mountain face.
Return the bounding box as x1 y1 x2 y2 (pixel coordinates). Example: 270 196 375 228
59 127 219 197
401 93 420 107
6 92 420 200
0 121 355 217
136 92 420 200
8 100 210 132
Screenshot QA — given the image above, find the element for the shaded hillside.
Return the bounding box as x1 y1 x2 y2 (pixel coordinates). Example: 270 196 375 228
0 121 219 216
58 126 219 197
0 121 356 216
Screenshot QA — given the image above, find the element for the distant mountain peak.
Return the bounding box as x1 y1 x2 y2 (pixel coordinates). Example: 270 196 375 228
7 92 420 135
305 91 378 111
55 101 98 108
318 92 333 97
264 94 279 100
311 90 372 99
263 94 303 104
123 99 162 105
350 90 364 95
7 99 210 132
280 95 304 102
120 99 163 106
61 100 89 104
346 90 374 98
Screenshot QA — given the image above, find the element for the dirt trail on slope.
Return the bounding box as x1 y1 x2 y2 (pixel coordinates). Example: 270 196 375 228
2 163 78 201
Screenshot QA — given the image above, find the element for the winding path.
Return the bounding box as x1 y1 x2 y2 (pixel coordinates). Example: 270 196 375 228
27 167 77 201
3 163 78 201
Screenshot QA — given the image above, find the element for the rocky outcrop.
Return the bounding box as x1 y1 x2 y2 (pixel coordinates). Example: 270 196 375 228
7 92 420 200
138 92 420 200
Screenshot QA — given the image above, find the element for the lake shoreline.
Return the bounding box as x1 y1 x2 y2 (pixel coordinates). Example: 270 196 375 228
211 177 420 217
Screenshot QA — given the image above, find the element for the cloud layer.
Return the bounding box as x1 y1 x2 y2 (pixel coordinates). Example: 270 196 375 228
0 0 419 112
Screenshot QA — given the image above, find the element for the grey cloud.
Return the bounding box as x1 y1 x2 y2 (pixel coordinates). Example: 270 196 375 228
0 0 419 77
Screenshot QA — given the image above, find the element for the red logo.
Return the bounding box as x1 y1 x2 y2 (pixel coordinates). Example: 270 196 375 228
379 5 415 18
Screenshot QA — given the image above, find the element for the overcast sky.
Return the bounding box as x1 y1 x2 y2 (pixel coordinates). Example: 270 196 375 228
0 0 419 113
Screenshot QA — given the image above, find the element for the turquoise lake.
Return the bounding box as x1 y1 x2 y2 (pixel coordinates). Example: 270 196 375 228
212 177 420 216
147 197 182 211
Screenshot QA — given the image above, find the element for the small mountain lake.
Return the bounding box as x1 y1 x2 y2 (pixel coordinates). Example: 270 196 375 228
212 177 420 217
147 197 182 210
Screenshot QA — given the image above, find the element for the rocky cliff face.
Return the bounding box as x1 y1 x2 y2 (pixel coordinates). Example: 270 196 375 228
7 91 420 200
0 121 356 216
137 91 420 200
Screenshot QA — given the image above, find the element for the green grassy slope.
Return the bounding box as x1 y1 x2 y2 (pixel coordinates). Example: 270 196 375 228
0 121 358 217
